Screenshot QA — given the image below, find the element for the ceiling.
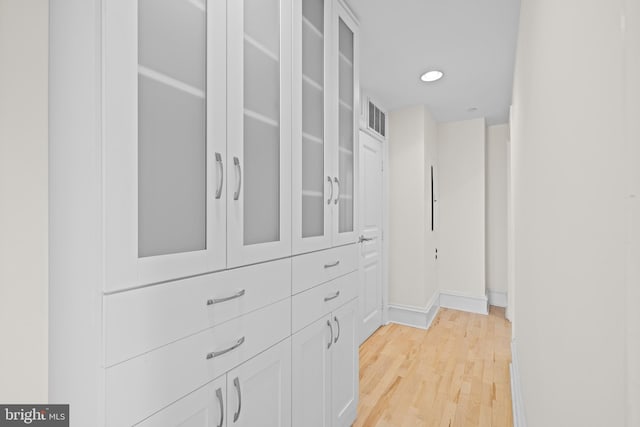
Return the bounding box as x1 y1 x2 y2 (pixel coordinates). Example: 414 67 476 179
347 0 521 125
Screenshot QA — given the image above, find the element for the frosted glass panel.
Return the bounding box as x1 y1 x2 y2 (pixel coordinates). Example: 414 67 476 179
301 0 325 239
243 115 280 245
244 41 280 122
243 0 281 246
244 0 280 55
338 18 354 234
302 22 324 85
138 0 206 90
138 76 206 257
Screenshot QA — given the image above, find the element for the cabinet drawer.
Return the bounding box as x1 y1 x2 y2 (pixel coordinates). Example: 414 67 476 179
105 298 291 427
292 244 358 294
104 258 291 367
292 271 358 334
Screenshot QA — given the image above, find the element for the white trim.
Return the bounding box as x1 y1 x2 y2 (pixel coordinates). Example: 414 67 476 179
439 290 489 315
488 290 508 307
510 340 527 427
138 66 205 99
387 292 439 330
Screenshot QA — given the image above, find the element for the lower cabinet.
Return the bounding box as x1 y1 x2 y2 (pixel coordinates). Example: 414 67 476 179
292 298 359 427
137 338 291 427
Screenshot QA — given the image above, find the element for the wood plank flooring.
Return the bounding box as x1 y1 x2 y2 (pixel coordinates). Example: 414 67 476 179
354 306 513 427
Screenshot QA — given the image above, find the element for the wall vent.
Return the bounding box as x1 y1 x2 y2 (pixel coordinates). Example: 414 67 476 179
367 99 387 138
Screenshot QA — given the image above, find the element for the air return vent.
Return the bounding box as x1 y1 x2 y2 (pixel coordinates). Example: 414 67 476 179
367 99 386 138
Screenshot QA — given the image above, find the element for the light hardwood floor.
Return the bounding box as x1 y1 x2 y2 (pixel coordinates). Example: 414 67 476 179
354 306 513 427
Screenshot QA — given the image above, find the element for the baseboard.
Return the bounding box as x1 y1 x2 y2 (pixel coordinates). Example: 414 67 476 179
510 339 527 427
439 290 489 315
388 292 439 330
488 290 508 307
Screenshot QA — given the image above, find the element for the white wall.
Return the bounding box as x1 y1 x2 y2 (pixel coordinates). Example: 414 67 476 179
511 0 631 425
388 105 438 308
486 124 509 298
437 118 486 299
0 0 49 402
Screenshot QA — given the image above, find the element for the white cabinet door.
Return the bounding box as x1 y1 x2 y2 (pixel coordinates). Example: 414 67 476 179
331 3 359 247
104 0 227 291
292 0 334 255
292 315 332 427
136 376 226 427
226 338 292 427
331 298 358 427
227 0 292 267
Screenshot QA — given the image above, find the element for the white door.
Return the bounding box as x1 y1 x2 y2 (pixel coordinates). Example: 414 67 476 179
292 316 332 427
227 0 292 267
104 0 227 291
292 0 334 255
331 299 358 427
226 339 292 427
136 376 226 427
357 131 383 343
331 3 360 246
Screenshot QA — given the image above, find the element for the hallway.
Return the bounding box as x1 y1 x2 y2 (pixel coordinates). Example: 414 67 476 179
356 307 512 427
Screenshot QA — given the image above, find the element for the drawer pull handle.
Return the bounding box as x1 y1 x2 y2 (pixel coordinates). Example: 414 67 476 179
233 156 242 201
207 337 245 359
324 260 340 269
324 291 340 302
207 289 246 305
233 377 242 422
334 316 340 343
327 176 333 205
333 177 340 205
216 387 224 427
327 320 333 349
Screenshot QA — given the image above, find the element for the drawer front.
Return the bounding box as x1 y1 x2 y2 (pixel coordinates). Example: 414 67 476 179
105 298 291 427
105 258 291 367
292 271 358 334
292 244 358 294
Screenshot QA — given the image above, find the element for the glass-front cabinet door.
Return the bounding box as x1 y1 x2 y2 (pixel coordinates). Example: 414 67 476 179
292 0 333 254
227 0 292 267
333 3 359 245
104 0 227 291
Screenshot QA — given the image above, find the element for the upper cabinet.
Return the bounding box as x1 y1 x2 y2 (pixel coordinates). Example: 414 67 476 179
293 0 359 254
104 0 228 291
227 0 293 268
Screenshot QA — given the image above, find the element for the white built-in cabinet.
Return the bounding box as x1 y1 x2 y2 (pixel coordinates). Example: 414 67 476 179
292 0 360 254
292 298 358 427
49 0 360 425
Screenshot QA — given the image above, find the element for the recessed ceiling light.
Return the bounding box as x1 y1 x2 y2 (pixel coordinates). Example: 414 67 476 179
420 70 444 82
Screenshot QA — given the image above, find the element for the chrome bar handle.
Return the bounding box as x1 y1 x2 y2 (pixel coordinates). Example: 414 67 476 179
206 337 245 359
333 316 340 343
324 291 340 302
215 387 224 427
324 260 340 269
327 176 333 205
327 320 333 349
207 289 246 306
233 156 242 201
333 177 340 205
233 377 242 422
358 235 374 243
215 152 224 199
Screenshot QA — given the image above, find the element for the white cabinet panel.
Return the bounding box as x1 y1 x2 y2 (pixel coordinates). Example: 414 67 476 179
331 298 359 427
104 258 291 366
105 299 290 427
292 316 332 427
104 0 227 291
226 338 292 427
292 244 358 294
136 376 226 427
227 0 292 267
